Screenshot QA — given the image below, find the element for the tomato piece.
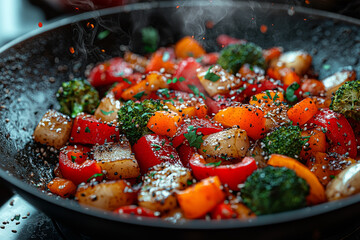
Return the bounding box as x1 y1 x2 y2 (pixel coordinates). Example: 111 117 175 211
189 154 257 191
58 146 103 185
211 203 237 220
172 118 223 148
132 134 183 174
69 115 118 145
113 205 158 218
307 108 357 158
169 58 206 94
88 57 133 87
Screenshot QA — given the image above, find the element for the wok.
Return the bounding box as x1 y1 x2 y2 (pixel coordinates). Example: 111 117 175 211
1 1 360 239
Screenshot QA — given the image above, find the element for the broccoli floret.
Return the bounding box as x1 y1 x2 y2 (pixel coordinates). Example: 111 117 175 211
118 99 164 144
330 79 360 120
241 166 309 215
217 42 266 74
262 125 305 159
56 78 100 118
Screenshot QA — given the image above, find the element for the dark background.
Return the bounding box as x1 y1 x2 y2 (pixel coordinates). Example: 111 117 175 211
0 0 360 239
0 0 360 47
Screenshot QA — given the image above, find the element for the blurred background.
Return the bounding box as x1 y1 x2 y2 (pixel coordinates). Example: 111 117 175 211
0 0 360 47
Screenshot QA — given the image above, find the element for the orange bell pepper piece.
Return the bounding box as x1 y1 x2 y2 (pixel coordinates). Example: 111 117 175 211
213 105 266 140
287 97 318 126
177 176 225 219
174 36 206 59
267 154 326 205
147 110 182 137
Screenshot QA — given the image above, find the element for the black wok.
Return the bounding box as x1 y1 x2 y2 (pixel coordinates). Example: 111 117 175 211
1 1 360 239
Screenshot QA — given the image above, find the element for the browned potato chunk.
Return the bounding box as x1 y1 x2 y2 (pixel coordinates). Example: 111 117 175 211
94 92 121 123
92 139 140 180
33 109 73 149
75 180 137 211
199 128 250 161
322 69 356 97
326 163 360 201
270 50 312 75
198 65 242 97
138 162 192 213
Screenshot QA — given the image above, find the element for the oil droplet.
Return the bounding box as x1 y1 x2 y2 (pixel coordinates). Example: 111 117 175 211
69 47 75 54
38 22 43 28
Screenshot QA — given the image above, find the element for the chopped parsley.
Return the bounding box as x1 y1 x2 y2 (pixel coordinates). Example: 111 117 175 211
184 125 203 149
205 161 222 167
85 127 91 133
204 66 220 82
87 173 103 182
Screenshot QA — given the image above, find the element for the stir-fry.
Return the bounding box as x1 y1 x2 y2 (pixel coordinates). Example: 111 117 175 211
33 32 360 221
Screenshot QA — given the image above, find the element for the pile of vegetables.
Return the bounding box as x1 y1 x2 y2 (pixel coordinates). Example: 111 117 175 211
33 32 360 221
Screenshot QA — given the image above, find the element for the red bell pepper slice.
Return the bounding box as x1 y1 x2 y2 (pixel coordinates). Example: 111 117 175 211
216 34 247 47
113 205 158 218
169 57 206 94
176 142 197 169
58 146 103 185
211 203 237 220
88 57 133 87
172 118 223 148
308 108 357 158
132 134 183 174
189 154 257 191
70 115 118 145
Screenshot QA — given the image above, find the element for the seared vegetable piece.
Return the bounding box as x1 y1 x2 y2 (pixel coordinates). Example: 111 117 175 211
117 99 164 145
197 65 243 97
76 180 137 211
174 36 206 59
177 176 225 219
47 177 77 198
268 154 326 205
133 134 182 174
138 162 192 213
92 139 140 180
69 114 118 145
330 80 360 121
33 109 73 149
56 78 100 118
199 128 250 161
262 125 305 159
270 50 312 75
241 166 309 215
326 163 360 201
322 68 356 97
217 42 266 74
94 92 121 123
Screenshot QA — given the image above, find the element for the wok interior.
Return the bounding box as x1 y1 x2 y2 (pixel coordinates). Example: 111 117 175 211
0 0 360 218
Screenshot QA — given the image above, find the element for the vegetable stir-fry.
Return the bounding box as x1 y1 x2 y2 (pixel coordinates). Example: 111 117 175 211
33 33 360 221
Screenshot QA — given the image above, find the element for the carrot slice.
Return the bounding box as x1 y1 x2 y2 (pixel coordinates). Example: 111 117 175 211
147 110 182 137
121 72 168 100
267 154 326 205
300 128 327 160
177 176 225 219
287 97 318 126
174 36 206 59
213 105 266 140
145 50 175 74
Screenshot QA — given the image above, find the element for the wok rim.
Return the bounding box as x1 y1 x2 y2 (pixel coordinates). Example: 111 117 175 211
1 0 360 230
